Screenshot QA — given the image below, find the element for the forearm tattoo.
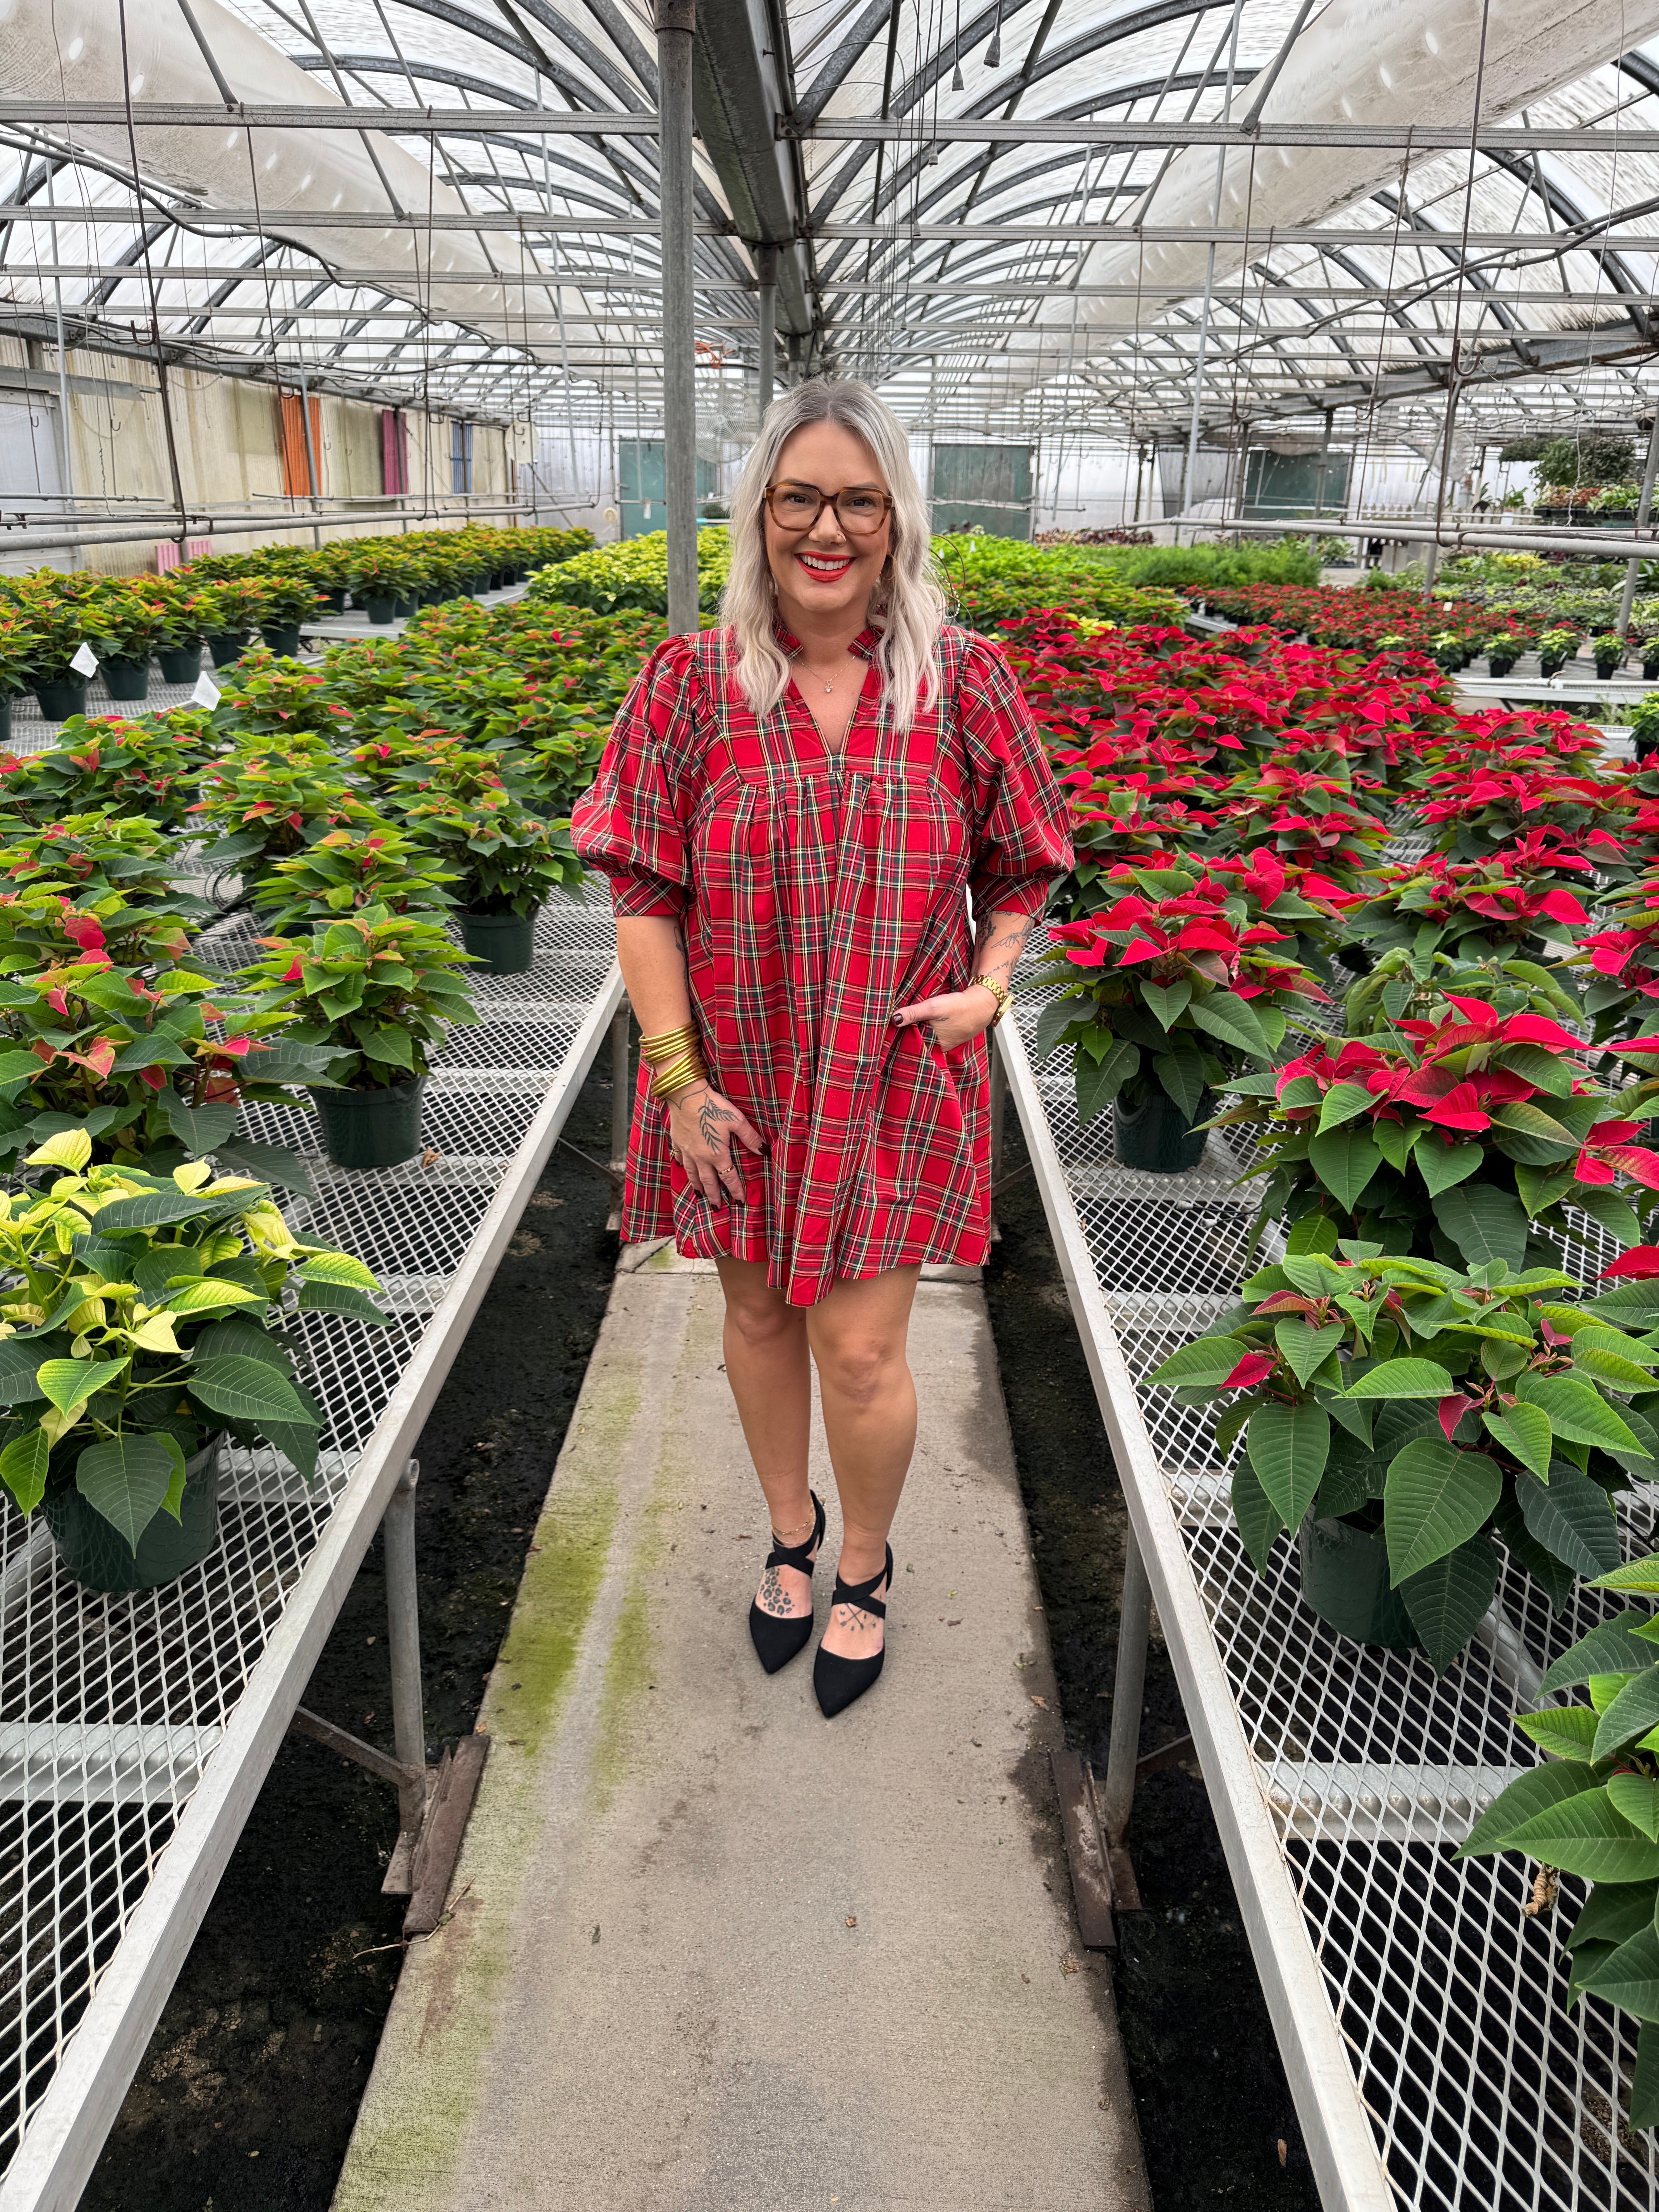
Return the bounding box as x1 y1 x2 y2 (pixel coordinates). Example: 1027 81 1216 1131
974 912 1032 975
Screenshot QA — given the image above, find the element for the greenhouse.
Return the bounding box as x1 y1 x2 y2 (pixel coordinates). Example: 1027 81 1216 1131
3 0 1659 2207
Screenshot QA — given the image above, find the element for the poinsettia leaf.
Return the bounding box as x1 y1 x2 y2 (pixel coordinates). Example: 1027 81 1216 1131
74 1433 177 1553
1398 1534 1501 1672
1416 1140 1482 1199
1437 1182 1528 1271
1245 1399 1329 1528
1455 1760 1600 1858
1385 1439 1502 1584
1307 1123 1383 1212
1513 1705 1600 1762
1513 1465 1622 1577
1230 1456 1283 1573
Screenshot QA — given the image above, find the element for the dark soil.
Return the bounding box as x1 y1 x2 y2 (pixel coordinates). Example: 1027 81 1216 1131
78 1057 621 2212
984 1103 1322 2210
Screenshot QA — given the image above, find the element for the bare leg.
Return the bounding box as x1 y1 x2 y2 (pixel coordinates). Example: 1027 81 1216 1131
807 1267 921 1662
714 1255 817 1618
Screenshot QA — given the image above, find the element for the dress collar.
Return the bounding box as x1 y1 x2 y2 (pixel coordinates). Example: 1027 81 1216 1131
772 616 881 664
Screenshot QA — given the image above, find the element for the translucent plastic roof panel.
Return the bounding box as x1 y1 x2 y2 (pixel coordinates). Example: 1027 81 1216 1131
0 1 1654 443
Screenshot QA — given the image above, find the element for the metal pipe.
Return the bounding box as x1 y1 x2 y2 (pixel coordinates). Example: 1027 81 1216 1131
0 497 579 556
1099 1533 1152 1847
655 0 698 637
756 243 777 424
610 1001 632 1175
1616 413 1659 637
383 1459 428 1843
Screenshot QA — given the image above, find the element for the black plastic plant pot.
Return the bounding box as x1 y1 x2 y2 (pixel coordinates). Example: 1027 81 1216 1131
205 630 246 668
322 589 347 613
393 594 417 618
1487 656 1517 677
1297 1517 1418 1650
1113 1086 1212 1174
1644 656 1659 682
1540 653 1568 678
0 696 9 746
34 674 87 721
102 654 151 702
43 1437 223 1595
309 1074 426 1170
459 907 538 975
1596 658 1623 680
261 623 303 657
158 643 203 683
363 595 398 625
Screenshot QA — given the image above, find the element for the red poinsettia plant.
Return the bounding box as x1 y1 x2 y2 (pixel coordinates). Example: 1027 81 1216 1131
1347 840 1595 972
1213 998 1659 1271
1038 855 1329 1125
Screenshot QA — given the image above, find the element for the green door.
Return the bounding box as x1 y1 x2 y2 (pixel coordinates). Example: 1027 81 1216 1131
619 441 719 537
931 444 1033 538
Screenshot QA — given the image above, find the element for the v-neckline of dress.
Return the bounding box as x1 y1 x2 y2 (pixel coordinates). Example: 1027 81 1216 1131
775 618 881 767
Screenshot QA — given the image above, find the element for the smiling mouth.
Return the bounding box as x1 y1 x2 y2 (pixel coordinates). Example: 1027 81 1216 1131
795 549 854 577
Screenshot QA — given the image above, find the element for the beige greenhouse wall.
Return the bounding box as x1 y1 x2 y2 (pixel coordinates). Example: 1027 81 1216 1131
0 334 531 575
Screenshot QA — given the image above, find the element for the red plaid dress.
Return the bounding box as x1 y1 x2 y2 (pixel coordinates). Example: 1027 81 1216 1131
571 620 1072 1305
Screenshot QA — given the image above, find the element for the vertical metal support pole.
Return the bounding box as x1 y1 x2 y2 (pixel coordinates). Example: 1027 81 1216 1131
655 0 698 637
1313 406 1332 520
1616 413 1659 637
608 1000 631 1234
987 1045 1007 1243
383 1460 427 1843
756 243 777 424
1099 1532 1152 1846
297 362 323 551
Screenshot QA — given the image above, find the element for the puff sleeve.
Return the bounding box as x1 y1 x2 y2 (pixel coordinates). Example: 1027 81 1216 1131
957 631 1073 917
570 636 700 920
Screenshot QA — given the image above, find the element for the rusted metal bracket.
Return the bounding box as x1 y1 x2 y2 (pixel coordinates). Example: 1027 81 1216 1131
1052 1746 1142 1951
285 1460 489 1937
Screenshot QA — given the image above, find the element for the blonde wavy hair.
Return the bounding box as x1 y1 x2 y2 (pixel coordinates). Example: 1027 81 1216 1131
719 378 946 734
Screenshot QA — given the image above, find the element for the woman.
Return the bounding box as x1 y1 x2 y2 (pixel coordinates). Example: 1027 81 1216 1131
572 379 1071 1718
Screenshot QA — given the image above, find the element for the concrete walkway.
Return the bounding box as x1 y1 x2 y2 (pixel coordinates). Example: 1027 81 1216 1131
331 1252 1149 2212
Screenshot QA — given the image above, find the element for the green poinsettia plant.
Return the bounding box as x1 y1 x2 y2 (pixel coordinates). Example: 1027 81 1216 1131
1039 852 1332 1124
0 886 333 1184
1456 1530 1659 2130
250 826 459 934
187 745 384 876
237 907 479 1090
1214 1000 1659 1273
398 789 583 917
0 715 228 830
1149 1243 1656 1667
0 813 211 922
1343 949 1584 1037
0 1139 388 1551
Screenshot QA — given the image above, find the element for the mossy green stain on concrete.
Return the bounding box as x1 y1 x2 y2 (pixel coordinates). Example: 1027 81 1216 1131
483 1358 641 1760
591 1285 723 1796
330 1353 646 2212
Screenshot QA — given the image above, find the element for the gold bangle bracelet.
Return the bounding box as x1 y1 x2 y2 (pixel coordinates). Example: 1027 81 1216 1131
639 1021 700 1063
969 974 1012 1028
653 1061 708 1103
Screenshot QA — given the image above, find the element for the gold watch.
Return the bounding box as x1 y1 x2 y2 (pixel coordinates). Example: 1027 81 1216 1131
969 974 1012 1028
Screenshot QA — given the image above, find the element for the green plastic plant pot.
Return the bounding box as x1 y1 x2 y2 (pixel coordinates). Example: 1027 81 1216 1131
34 674 87 721
102 654 151 702
459 908 538 975
309 1075 427 1170
363 596 398 625
205 630 246 668
1113 1087 1212 1174
43 1438 223 1595
158 643 203 683
1297 1518 1418 1650
261 623 303 657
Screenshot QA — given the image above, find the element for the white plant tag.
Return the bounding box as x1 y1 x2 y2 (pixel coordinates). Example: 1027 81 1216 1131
69 641 98 676
191 673 222 710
